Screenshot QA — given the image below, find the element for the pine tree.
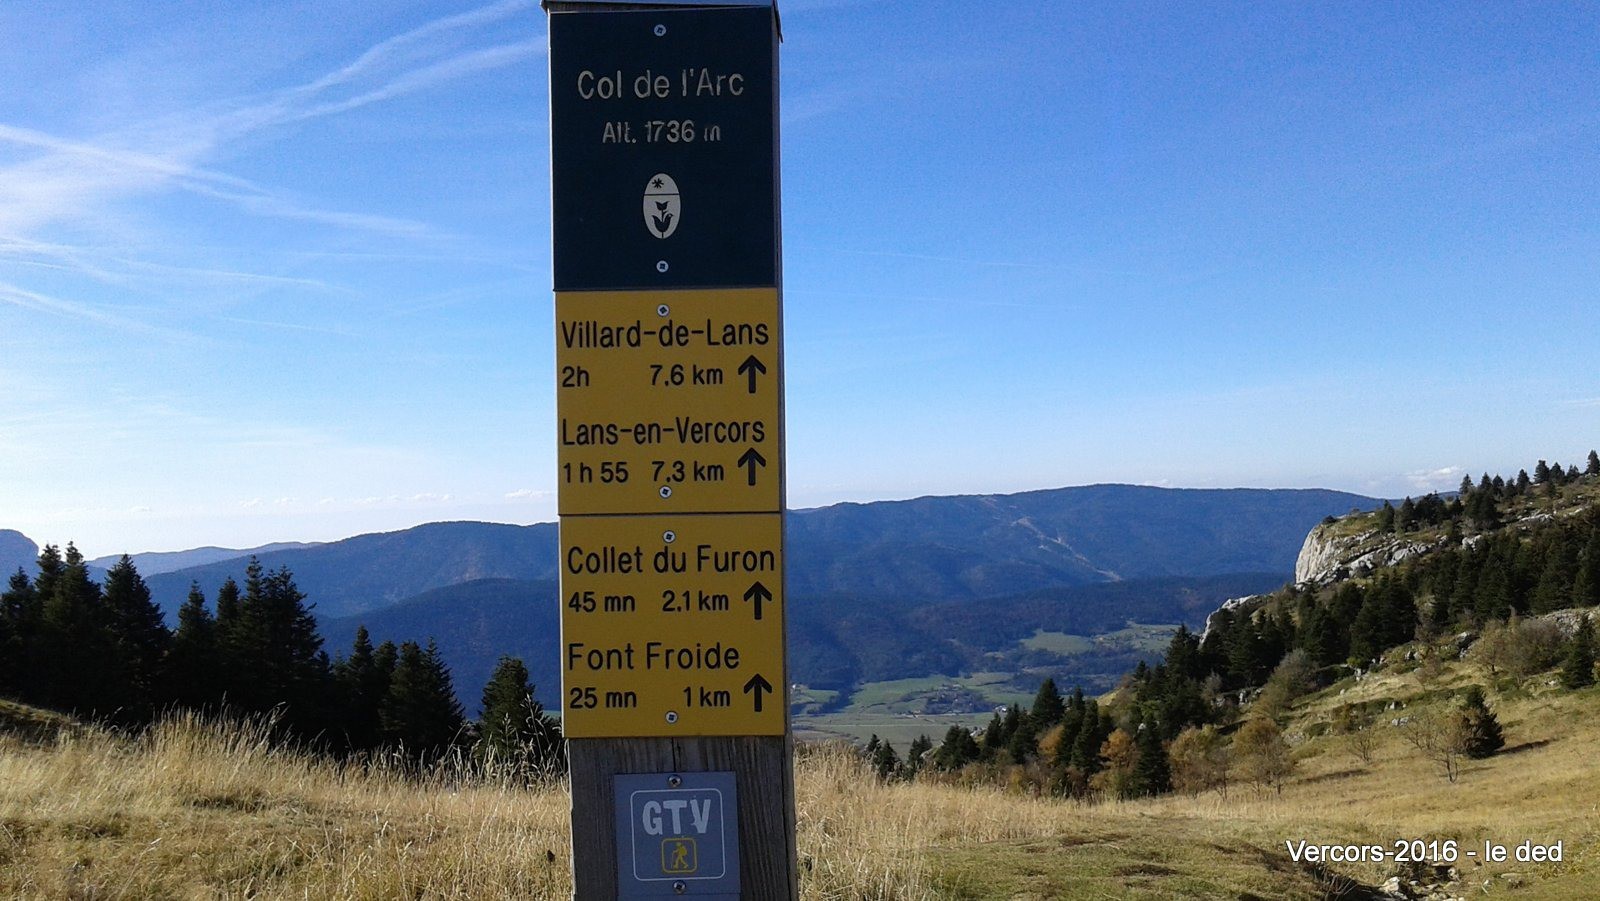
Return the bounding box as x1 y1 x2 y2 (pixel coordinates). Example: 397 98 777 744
1459 475 1474 497
213 577 243 698
934 725 980 771
37 543 114 714
476 655 562 781
1531 534 1580 614
1132 724 1171 796
169 582 219 709
905 734 933 778
1006 707 1039 764
1459 686 1504 758
1164 625 1203 681
979 714 1003 761
334 626 388 751
1516 470 1532 493
1574 528 1600 607
1568 464 1581 481
1377 501 1396 533
1070 700 1105 775
381 639 466 760
1031 677 1064 727
234 562 330 732
1 569 39 700
871 739 900 780
1587 451 1600 477
1397 497 1418 532
1560 615 1596 689
100 555 171 720
1534 460 1551 484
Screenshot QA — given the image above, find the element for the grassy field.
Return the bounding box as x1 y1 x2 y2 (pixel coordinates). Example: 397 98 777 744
3 649 1597 899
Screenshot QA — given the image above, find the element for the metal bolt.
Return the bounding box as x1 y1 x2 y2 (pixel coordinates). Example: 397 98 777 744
667 774 682 788
662 530 676 543
654 24 667 37
660 486 673 499
665 711 679 724
672 881 686 895
657 303 670 317
656 260 669 273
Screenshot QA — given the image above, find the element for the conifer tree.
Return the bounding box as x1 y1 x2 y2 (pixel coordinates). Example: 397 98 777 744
1560 615 1596 689
979 714 1003 761
905 734 933 778
1031 677 1064 727
1132 724 1172 797
1531 536 1580 614
235 562 330 731
1397 497 1418 532
476 655 562 780
100 555 171 719
213 576 243 697
1459 685 1504 758
1574 528 1600 607
871 738 900 781
334 626 388 751
1459 475 1474 497
1587 451 1600 477
934 724 980 771
1 569 39 700
37 544 113 714
1006 707 1039 764
1164 625 1203 681
1377 501 1396 533
169 582 219 709
1534 460 1551 484
1568 464 1581 481
1516 470 1532 493
381 639 466 759
1070 700 1105 775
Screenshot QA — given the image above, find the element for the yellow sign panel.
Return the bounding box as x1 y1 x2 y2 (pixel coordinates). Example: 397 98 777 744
560 513 785 737
556 289 781 516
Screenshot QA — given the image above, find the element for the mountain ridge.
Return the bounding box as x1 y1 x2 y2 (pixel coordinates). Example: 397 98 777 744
6 484 1378 622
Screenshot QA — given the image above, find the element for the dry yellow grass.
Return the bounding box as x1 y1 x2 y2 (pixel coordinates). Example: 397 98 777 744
4 663 1598 900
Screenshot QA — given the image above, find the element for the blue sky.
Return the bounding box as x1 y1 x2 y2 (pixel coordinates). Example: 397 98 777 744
2 0 1597 557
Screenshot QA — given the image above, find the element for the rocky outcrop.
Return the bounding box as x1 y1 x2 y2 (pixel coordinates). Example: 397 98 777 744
1201 593 1270 642
1293 523 1439 585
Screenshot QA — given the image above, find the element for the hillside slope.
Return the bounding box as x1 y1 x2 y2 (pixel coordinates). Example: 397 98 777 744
133 484 1373 620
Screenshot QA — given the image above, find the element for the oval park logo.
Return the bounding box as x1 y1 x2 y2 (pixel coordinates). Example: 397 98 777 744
643 173 681 239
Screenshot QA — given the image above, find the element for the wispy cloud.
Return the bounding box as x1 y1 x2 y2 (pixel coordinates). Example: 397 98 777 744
0 0 543 310
1405 465 1466 493
0 2 548 342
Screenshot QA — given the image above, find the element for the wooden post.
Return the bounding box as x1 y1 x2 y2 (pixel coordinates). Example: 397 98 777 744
544 3 795 898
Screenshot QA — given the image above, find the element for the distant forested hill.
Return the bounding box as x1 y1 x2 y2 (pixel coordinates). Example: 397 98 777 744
138 485 1373 621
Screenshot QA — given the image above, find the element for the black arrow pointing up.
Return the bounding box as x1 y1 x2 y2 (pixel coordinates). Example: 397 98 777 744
737 447 766 486
743 581 773 620
737 355 767 394
743 673 773 713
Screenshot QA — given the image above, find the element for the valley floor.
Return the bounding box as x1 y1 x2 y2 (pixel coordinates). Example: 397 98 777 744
2 670 1597 900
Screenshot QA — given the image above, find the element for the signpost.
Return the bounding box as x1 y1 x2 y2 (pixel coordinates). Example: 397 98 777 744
544 2 794 897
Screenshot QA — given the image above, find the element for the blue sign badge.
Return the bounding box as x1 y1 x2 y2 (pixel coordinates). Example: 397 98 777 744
615 771 740 898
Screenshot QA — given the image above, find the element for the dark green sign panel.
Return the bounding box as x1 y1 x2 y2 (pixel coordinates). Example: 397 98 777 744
549 6 777 291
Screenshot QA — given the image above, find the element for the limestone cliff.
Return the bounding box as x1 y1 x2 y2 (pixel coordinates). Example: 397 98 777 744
1293 521 1439 585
